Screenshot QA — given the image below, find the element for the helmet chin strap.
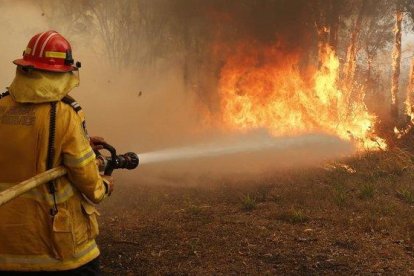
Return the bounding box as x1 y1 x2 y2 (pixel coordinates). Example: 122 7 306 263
65 50 81 71
73 69 80 83
21 65 34 73
64 50 74 66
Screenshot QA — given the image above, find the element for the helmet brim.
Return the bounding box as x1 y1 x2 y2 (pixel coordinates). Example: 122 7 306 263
13 59 77 73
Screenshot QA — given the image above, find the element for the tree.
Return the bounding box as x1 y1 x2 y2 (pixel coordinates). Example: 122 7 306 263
390 2 403 120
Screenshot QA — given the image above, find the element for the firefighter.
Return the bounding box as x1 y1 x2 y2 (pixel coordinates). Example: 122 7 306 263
0 30 113 274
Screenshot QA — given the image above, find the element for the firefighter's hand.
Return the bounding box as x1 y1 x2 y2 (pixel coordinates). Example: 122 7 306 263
102 175 114 196
90 136 105 151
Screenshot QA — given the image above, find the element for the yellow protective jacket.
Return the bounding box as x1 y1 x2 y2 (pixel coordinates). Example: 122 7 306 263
0 69 108 271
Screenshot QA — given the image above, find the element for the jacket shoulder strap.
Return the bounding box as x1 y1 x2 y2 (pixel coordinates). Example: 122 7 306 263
0 91 10 99
61 95 82 113
61 95 89 137
47 102 58 216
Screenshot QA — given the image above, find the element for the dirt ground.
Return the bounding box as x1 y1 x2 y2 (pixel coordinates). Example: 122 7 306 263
97 149 414 275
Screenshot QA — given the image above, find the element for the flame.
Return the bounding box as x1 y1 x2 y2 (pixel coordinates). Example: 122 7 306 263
324 163 356 174
396 59 414 139
217 42 386 150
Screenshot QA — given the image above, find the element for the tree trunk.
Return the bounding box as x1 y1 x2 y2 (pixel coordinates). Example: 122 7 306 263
405 59 414 121
391 9 403 120
367 53 372 83
393 58 414 139
343 0 366 91
327 0 341 51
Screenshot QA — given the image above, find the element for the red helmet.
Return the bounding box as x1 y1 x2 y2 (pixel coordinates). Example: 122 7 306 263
13 30 80 72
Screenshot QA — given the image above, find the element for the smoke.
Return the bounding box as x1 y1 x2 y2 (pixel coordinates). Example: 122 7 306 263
0 1 366 186
0 0 48 85
207 0 314 47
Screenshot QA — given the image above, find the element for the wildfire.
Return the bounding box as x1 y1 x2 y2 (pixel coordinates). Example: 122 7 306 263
218 42 386 150
395 59 414 139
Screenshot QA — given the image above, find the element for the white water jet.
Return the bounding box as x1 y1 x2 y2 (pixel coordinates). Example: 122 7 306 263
138 133 353 165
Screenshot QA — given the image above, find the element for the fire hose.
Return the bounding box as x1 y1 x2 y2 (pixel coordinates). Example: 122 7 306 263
0 142 139 208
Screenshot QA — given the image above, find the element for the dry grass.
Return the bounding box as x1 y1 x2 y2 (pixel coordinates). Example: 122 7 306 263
277 208 309 224
98 148 414 274
240 193 257 211
359 182 375 200
397 188 414 204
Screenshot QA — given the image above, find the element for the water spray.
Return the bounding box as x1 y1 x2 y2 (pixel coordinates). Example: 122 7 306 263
139 133 353 165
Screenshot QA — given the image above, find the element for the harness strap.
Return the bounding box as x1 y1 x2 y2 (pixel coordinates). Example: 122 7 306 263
47 102 58 216
61 95 89 137
61 95 82 113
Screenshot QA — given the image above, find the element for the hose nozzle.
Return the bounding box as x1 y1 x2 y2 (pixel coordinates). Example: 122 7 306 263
94 142 139 175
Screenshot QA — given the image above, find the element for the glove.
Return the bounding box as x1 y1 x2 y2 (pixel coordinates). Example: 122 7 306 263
90 136 106 151
102 175 114 196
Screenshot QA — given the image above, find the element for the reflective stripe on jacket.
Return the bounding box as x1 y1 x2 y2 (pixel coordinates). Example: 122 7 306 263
0 95 107 271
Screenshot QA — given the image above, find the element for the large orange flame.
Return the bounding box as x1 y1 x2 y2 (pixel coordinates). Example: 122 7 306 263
218 42 386 150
